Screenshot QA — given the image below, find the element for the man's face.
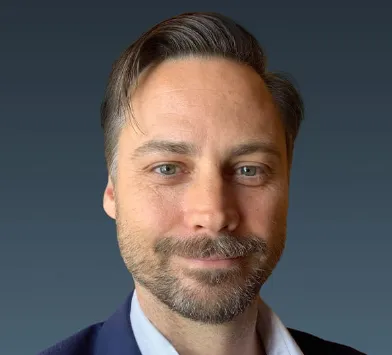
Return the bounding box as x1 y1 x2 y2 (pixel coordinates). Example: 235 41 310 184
104 57 290 324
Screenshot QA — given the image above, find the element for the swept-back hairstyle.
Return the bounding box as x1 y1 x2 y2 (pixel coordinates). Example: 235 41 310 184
100 12 304 177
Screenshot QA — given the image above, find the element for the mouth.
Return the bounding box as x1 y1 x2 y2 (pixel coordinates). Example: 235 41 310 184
178 255 243 268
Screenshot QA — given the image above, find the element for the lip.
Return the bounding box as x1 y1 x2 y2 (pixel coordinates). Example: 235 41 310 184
179 256 242 268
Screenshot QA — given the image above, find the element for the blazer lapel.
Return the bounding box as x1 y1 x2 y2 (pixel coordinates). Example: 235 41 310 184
95 291 142 355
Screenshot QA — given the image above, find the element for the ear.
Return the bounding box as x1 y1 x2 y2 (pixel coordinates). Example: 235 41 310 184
103 175 116 220
286 141 294 184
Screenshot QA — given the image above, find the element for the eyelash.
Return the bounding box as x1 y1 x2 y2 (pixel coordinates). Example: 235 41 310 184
152 163 184 177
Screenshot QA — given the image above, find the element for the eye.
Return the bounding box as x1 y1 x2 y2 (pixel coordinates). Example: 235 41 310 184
236 165 265 177
237 166 259 177
232 165 271 186
153 164 180 176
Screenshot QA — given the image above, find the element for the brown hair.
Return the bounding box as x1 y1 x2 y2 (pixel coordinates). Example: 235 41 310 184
100 12 304 177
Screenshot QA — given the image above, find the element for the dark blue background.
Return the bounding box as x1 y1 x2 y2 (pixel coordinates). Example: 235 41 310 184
1 1 390 354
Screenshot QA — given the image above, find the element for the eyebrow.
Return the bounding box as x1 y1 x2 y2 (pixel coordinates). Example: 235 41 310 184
228 141 281 159
131 139 281 159
132 140 200 158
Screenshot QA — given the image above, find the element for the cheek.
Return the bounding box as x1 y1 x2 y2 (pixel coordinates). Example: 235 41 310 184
238 185 288 239
117 181 182 238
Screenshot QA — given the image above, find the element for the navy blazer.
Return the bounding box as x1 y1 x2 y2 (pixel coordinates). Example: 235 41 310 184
38 291 366 355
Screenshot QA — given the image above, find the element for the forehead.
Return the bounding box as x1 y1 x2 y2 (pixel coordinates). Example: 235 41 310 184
125 57 285 151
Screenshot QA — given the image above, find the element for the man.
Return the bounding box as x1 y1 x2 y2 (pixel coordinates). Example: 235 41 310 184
39 11 365 355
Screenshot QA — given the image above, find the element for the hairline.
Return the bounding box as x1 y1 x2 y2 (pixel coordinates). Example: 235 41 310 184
109 55 292 181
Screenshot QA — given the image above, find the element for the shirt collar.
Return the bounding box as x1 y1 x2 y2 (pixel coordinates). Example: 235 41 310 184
131 290 179 355
256 296 304 355
130 290 304 355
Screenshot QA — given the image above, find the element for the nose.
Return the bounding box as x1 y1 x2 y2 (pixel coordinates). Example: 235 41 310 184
182 173 240 234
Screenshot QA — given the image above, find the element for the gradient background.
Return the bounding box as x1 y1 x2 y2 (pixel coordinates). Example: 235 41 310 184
1 1 390 354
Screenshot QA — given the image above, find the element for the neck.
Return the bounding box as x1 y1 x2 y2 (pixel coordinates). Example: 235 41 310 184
134 285 265 355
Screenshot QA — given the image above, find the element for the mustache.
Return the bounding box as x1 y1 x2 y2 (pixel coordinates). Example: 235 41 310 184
154 233 268 259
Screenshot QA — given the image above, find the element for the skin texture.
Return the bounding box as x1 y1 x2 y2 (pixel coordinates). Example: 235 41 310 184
103 57 290 355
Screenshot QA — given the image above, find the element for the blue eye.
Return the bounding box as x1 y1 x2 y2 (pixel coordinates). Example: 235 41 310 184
238 166 259 176
154 164 178 175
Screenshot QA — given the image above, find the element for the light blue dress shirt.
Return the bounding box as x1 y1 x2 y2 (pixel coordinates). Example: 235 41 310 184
130 290 304 355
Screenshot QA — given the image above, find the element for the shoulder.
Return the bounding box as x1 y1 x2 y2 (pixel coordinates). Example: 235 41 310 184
288 328 367 355
37 322 104 355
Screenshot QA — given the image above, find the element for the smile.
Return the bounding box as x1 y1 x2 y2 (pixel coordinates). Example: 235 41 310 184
179 256 242 268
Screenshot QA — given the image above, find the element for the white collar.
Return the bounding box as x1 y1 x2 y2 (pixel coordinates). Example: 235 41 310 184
256 296 304 355
130 290 303 355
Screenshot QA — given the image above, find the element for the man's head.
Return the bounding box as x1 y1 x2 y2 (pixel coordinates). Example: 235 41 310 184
101 12 304 324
